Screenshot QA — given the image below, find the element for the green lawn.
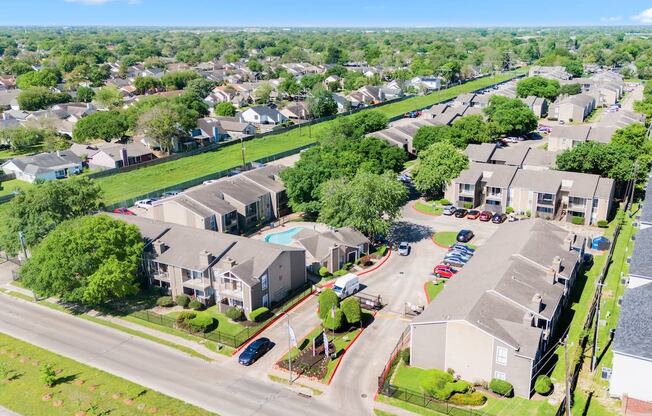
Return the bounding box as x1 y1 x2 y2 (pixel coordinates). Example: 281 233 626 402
167 306 246 337
0 178 34 198
0 333 213 416
414 201 442 216
425 280 445 303
0 142 45 161
433 231 477 249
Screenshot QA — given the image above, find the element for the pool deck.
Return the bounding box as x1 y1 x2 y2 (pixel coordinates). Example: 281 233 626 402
251 222 331 244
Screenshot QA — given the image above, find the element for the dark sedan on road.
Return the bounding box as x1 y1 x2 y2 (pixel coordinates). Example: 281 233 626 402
454 209 468 218
456 229 474 243
491 213 507 224
238 338 273 366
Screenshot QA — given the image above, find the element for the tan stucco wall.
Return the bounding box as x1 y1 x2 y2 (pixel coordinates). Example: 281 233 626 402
444 321 494 383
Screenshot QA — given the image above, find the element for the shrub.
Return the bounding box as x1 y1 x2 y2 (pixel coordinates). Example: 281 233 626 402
322 308 344 331
341 297 362 325
189 314 215 333
489 378 514 397
449 392 487 406
319 266 331 278
188 299 203 310
226 307 244 321
597 220 608 228
344 262 353 270
318 288 340 319
375 245 388 257
176 294 190 308
333 269 348 277
534 375 553 396
156 296 174 307
571 216 585 225
359 255 372 266
421 369 470 401
463 202 473 209
39 363 57 387
438 198 450 206
249 307 271 323
505 206 514 214
175 311 197 330
526 209 531 218
400 348 410 365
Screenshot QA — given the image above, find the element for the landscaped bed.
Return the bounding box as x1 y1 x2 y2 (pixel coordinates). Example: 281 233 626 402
0 333 212 416
424 280 445 303
414 201 443 216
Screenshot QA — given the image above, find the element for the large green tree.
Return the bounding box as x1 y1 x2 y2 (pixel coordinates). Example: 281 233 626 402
136 106 182 154
17 87 71 111
72 111 128 143
20 215 143 306
484 95 538 136
412 142 469 196
133 75 162 94
94 85 124 109
0 177 103 255
215 101 236 117
555 141 646 182
516 76 561 101
160 70 200 90
16 69 59 89
319 171 407 239
307 88 337 119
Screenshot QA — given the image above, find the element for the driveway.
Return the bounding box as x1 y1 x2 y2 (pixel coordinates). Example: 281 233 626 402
0 261 18 286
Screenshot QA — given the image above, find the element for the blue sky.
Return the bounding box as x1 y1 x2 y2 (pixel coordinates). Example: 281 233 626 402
2 0 652 27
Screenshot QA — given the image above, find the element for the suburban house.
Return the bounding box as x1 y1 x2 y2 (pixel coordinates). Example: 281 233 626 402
240 106 289 126
193 117 256 143
348 85 385 106
445 155 614 225
609 283 652 408
280 101 310 121
369 118 442 155
69 141 155 170
149 165 288 234
521 96 549 118
410 219 585 398
548 94 596 123
293 227 370 274
112 214 307 313
1 150 83 183
408 76 442 93
547 125 618 152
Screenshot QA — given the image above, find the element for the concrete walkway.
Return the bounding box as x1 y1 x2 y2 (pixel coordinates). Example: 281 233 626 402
374 400 422 416
0 406 20 416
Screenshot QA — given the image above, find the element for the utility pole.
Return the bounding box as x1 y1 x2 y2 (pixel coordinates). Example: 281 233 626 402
239 137 246 171
287 316 293 385
564 338 572 416
591 282 604 373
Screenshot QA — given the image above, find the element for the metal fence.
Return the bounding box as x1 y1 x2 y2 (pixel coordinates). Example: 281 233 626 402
379 384 493 416
129 283 314 349
377 326 410 391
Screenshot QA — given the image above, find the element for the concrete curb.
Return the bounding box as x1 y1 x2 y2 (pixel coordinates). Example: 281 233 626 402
357 247 393 277
326 312 377 385
431 233 452 249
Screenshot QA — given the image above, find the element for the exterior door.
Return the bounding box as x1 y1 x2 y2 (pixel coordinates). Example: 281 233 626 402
262 294 269 308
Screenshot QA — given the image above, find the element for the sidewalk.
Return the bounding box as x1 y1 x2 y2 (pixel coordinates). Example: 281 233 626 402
374 400 422 416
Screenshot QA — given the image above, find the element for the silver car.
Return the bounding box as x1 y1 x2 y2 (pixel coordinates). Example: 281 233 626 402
442 205 457 216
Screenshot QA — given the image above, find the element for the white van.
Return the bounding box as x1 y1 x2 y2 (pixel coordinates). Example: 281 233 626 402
332 273 359 299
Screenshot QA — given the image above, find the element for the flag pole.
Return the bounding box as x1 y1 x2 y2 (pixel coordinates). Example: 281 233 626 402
287 315 293 385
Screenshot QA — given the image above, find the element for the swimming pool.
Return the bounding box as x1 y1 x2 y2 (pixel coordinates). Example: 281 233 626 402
264 227 303 245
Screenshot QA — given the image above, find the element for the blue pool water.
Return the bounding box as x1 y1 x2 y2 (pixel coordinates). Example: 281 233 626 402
264 227 303 245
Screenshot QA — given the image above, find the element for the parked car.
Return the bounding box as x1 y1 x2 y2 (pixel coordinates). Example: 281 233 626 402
442 205 457 216
398 242 410 256
113 207 135 216
433 265 457 279
134 199 156 209
449 243 475 254
238 338 273 366
456 229 474 243
203 179 219 185
446 249 472 261
397 173 411 183
467 210 480 220
332 274 359 299
442 256 467 268
479 210 493 221
492 213 507 224
508 214 519 222
454 209 468 218
161 190 181 198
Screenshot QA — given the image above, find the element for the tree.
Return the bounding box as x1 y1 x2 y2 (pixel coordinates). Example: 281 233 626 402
278 77 300 99
412 125 460 153
39 363 57 388
16 68 59 89
563 59 583 77
555 141 642 182
516 76 561 101
323 308 344 331
76 86 95 103
307 88 337 119
20 215 143 306
94 85 124 109
133 75 162 94
484 95 538 136
2 126 42 152
611 123 648 149
0 177 104 255
300 73 326 91
185 78 215 98
215 101 236 117
17 87 71 111
560 83 582 96
412 142 469 196
318 289 340 320
253 82 273 104
319 171 408 239
160 70 199 90
451 115 495 145
72 111 128 143
137 106 182 154
341 297 362 325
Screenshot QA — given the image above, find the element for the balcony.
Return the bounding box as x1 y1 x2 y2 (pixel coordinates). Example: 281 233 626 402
219 287 244 299
152 271 170 282
536 197 555 207
458 186 475 196
182 278 211 292
486 192 502 200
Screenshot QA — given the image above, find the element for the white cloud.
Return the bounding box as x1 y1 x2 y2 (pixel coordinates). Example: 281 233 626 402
600 16 622 23
632 7 652 23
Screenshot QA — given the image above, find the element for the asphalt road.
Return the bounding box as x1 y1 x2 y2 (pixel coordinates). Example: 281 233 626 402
0 294 339 416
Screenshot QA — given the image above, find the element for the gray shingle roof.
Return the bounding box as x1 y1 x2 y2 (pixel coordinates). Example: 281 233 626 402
613 283 652 360
465 143 497 163
629 227 652 280
641 177 652 225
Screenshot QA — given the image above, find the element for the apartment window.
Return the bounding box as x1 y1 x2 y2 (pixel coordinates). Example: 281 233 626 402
536 206 553 214
460 183 474 193
209 215 217 231
261 271 268 291
494 371 506 381
245 203 257 217
488 187 501 196
486 200 501 206
537 193 554 204
570 197 585 206
496 346 508 366
188 270 203 280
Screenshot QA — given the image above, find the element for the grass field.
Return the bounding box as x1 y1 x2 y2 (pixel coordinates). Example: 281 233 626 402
425 280 445 303
414 201 442 216
0 178 34 197
0 333 213 416
167 306 246 337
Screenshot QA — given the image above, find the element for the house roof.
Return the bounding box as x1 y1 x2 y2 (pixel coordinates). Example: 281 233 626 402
613 283 652 360
491 146 530 167
296 227 369 261
413 219 582 359
522 148 558 169
3 151 81 175
465 143 497 163
641 176 652 225
629 226 652 280
240 165 285 193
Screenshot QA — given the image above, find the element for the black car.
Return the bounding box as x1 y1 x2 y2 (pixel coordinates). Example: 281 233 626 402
454 209 468 218
456 229 474 243
238 337 273 366
491 213 507 224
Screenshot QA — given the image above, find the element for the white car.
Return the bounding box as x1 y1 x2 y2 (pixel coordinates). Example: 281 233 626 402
134 199 156 209
398 242 410 256
203 179 219 185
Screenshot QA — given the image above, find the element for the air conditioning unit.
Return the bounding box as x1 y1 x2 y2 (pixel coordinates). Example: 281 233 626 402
601 367 612 380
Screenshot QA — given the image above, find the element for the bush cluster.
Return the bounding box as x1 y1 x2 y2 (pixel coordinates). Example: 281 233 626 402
249 307 271 323
156 296 174 307
489 378 514 397
188 299 203 310
571 216 585 225
226 306 244 321
176 294 190 308
449 392 487 406
597 219 609 228
319 266 331 278
534 375 553 396
421 369 470 401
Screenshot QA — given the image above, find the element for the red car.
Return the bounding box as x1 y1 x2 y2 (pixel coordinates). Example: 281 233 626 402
467 210 480 220
433 265 457 279
479 211 493 222
113 207 135 216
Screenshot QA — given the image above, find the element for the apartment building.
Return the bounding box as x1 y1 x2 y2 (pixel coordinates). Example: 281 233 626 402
410 219 585 398
149 165 288 234
112 214 307 313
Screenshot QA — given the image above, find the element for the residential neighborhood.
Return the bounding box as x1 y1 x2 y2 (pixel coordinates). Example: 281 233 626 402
1 3 652 416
